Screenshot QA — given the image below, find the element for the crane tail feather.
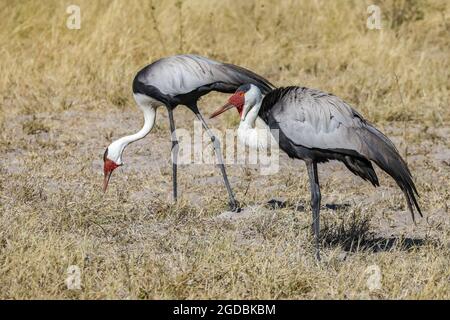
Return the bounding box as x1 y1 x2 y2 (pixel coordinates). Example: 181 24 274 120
223 63 275 94
341 155 380 187
359 125 422 221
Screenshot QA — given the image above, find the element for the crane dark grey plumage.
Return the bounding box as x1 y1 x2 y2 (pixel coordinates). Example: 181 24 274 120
131 54 274 210
211 85 422 260
261 87 421 259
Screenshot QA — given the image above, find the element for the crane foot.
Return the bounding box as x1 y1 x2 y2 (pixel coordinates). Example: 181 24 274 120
315 249 321 262
229 200 241 213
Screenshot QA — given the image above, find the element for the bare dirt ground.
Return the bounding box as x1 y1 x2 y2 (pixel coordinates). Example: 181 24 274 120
0 97 448 299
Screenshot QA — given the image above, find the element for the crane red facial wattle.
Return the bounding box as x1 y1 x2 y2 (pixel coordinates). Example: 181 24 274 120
104 159 119 174
209 91 245 120
103 158 120 192
229 92 245 116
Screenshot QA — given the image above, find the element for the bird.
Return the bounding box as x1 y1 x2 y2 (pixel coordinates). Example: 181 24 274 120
210 84 422 260
102 54 274 211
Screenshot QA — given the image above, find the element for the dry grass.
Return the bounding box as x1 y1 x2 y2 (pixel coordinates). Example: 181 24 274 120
0 0 449 299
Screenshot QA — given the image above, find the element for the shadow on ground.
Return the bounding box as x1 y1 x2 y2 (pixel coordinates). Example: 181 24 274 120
266 199 351 212
321 213 429 253
266 199 431 253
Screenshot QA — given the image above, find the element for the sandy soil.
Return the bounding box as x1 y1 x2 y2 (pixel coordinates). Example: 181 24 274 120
0 103 449 299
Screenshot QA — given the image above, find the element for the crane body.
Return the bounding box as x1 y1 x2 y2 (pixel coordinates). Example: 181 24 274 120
103 55 274 211
211 84 422 260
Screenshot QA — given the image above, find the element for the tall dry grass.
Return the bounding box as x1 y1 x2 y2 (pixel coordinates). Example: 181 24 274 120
0 0 448 122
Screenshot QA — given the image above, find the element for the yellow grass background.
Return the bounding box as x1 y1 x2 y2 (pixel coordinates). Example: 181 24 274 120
0 0 449 299
1 0 448 121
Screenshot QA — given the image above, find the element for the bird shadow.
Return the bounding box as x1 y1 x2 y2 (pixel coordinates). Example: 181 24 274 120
266 199 431 253
320 213 428 253
266 198 351 212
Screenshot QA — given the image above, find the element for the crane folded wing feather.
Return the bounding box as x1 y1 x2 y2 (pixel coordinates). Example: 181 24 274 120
266 87 421 221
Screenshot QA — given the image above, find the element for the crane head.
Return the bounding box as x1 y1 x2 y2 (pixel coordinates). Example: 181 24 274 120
210 85 246 119
103 147 121 192
210 84 261 120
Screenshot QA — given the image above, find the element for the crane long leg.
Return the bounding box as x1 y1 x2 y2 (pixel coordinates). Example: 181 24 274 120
168 108 179 202
191 105 240 212
306 161 321 261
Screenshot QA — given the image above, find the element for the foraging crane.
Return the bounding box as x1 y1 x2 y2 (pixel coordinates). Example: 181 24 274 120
103 55 274 211
210 84 422 260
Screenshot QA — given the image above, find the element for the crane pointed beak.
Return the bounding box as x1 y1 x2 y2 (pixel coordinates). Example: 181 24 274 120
103 158 120 192
210 102 234 119
103 170 112 192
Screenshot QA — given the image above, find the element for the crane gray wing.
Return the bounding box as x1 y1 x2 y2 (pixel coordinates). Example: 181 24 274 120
263 87 369 153
262 87 421 220
136 54 273 97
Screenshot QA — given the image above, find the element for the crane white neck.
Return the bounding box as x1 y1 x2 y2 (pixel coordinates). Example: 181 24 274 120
240 98 262 128
106 94 158 164
237 98 273 150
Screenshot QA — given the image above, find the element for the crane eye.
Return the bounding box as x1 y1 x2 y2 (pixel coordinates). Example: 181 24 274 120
239 92 245 96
